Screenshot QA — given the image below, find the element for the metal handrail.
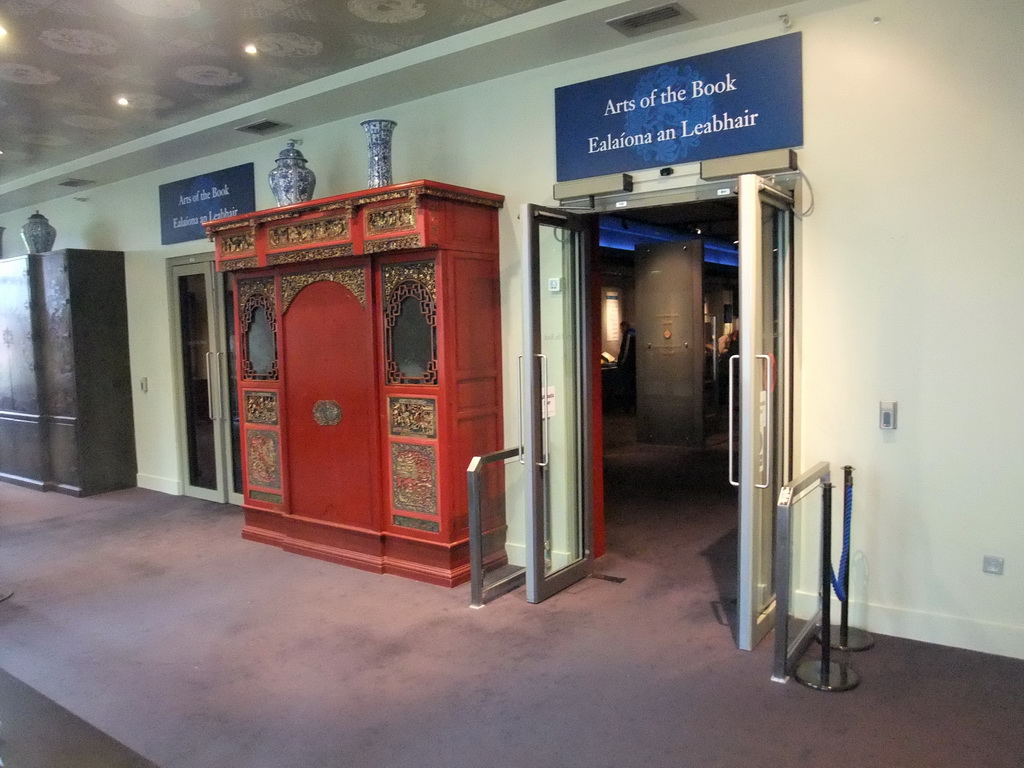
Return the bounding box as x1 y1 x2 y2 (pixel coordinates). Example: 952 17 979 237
467 446 524 608
772 460 830 682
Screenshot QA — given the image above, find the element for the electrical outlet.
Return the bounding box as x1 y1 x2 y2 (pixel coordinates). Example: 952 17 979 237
982 555 1004 575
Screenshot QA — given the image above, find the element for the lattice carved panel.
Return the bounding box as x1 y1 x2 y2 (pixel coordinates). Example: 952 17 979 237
382 261 438 386
238 277 278 380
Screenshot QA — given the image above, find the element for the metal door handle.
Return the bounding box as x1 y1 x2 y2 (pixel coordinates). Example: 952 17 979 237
756 354 772 489
538 353 550 467
711 316 718 382
217 352 226 421
728 354 739 487
205 352 215 421
517 355 525 465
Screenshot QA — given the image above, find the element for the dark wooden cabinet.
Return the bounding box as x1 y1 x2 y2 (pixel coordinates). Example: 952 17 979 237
0 249 137 495
205 180 504 587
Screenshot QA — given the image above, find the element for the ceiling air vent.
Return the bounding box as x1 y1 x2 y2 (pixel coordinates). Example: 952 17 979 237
57 178 95 188
235 119 292 136
607 3 695 37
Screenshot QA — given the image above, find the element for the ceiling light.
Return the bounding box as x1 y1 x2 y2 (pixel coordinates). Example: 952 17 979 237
244 43 258 55
0 25 8 37
116 96 129 106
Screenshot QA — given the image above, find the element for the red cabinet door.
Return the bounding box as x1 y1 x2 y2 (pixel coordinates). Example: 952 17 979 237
282 271 379 530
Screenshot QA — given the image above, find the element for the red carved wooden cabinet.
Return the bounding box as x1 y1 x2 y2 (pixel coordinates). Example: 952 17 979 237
204 181 504 587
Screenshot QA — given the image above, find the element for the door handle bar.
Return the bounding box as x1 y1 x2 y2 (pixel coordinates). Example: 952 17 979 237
205 352 215 421
216 352 225 421
538 353 550 467
756 354 772 489
728 354 739 487
711 316 718 383
517 355 525 465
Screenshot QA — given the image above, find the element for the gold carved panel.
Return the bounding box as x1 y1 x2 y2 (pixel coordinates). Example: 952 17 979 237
244 391 278 425
392 515 440 533
354 188 418 208
391 442 438 516
220 256 258 272
247 429 281 489
219 232 255 255
281 267 366 313
382 260 435 303
266 243 355 266
365 205 417 236
249 490 282 505
268 215 350 249
388 397 437 438
366 234 423 254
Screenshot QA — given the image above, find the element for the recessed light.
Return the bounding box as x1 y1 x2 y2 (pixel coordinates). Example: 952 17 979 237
116 95 129 106
244 43 258 55
0 25 8 37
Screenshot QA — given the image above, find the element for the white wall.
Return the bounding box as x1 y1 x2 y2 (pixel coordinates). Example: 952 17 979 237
2 0 1021 658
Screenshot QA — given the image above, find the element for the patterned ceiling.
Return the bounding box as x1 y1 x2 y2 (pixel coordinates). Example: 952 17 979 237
0 0 562 184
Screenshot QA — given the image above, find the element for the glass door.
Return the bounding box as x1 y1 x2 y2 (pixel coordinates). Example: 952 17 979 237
733 174 794 650
522 204 594 603
170 257 241 504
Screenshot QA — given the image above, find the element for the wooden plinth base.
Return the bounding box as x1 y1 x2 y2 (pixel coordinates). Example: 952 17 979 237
242 506 473 588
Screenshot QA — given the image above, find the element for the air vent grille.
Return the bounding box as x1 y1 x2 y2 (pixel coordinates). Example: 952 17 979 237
607 3 695 37
235 119 291 136
57 178 95 188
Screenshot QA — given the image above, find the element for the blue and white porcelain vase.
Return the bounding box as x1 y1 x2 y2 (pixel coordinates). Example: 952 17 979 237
268 140 316 206
21 211 56 254
360 119 397 188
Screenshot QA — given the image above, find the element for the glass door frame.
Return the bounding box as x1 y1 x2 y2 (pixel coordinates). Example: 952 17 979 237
735 173 794 650
522 204 596 603
169 254 241 505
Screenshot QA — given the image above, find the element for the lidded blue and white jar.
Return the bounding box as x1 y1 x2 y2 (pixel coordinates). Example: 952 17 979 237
268 140 316 206
21 211 56 254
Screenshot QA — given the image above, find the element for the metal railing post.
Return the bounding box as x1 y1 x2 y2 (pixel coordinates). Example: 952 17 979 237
467 446 524 608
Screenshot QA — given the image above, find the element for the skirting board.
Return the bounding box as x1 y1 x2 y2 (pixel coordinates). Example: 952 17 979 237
136 474 182 496
791 590 1024 660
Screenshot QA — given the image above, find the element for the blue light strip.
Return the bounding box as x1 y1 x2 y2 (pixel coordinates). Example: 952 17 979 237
598 216 737 266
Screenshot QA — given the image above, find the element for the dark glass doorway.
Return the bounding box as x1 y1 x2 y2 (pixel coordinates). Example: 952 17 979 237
170 257 241 503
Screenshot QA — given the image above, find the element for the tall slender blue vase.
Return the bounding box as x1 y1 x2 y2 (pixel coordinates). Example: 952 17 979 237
360 119 397 188
268 140 316 206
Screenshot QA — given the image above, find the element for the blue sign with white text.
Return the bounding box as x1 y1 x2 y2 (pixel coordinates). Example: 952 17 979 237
555 34 802 182
159 163 256 245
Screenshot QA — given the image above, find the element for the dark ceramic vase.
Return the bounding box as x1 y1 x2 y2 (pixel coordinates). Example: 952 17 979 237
21 211 56 254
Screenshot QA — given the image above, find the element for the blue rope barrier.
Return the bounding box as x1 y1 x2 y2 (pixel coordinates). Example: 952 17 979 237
829 482 852 602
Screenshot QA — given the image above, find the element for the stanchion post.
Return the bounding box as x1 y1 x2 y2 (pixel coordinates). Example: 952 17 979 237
832 465 874 652
819 481 833 682
794 479 859 691
840 467 851 648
